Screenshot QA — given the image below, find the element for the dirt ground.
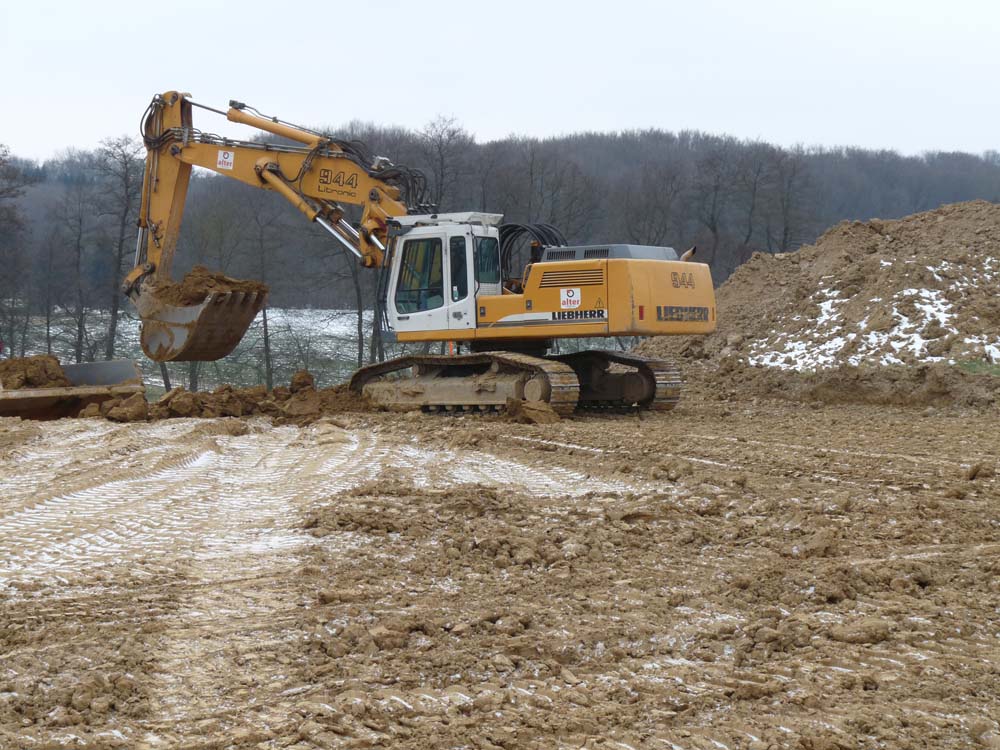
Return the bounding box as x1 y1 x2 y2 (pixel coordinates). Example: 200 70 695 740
1 391 998 749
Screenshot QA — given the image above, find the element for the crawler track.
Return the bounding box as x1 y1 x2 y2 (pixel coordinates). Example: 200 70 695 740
553 350 682 411
350 351 580 415
350 349 681 414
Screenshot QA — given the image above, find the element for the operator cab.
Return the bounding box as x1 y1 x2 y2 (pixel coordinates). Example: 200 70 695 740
385 213 503 335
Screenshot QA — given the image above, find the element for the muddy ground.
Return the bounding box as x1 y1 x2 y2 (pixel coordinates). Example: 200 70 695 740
1 392 998 749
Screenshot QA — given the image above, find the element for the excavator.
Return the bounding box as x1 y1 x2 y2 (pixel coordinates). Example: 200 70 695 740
123 91 717 414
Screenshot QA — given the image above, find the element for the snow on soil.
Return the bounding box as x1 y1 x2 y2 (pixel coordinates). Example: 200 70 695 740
643 200 1000 373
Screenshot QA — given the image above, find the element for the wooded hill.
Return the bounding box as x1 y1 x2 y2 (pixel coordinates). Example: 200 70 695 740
1 120 999 364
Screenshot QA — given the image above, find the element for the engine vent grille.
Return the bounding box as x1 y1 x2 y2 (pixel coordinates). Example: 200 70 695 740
539 269 605 288
584 248 609 259
544 250 577 261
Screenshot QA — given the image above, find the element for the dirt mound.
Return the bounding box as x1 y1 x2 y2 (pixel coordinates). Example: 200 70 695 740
638 201 1000 407
0 355 72 389
149 264 269 306
643 200 1000 369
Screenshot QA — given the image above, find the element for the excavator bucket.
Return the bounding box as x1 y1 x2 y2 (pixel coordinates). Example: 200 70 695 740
0 360 144 420
134 289 267 362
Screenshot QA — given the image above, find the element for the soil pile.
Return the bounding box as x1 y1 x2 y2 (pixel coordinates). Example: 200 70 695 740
642 200 1000 369
149 265 269 306
0 355 72 389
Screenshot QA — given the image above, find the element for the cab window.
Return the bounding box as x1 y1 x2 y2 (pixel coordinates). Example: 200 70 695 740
395 237 444 313
474 236 501 285
449 236 468 301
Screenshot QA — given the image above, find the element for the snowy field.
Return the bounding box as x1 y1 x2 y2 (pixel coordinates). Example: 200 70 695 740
10 308 378 392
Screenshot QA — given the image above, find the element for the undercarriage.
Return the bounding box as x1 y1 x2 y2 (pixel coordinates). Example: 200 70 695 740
349 349 681 414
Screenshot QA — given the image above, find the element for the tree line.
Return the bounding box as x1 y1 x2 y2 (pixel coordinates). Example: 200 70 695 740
1 120 998 382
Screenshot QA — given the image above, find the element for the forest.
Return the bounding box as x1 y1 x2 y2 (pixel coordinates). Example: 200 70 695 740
1 115 999 386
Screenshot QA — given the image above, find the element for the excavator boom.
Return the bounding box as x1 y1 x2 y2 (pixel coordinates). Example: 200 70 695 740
125 91 417 361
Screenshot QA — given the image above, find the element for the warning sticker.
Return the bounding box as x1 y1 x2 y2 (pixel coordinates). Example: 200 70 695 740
560 288 581 309
217 150 234 170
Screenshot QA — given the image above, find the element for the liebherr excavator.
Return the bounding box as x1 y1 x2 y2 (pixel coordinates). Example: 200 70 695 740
124 91 716 413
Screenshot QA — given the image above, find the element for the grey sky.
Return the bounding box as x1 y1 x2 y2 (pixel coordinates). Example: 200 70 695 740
2 0 997 161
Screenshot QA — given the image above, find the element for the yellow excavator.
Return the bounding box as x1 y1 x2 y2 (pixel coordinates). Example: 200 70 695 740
124 91 717 413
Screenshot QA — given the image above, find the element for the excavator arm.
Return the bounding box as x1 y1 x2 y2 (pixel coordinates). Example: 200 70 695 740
124 91 419 361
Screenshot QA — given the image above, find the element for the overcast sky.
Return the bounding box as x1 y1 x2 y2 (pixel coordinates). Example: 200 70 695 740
2 0 997 161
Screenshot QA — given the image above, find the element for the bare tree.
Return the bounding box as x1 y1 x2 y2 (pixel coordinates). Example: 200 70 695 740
0 145 34 357
419 116 473 210
242 190 288 389
614 161 687 246
95 136 144 359
0 145 32 204
692 138 737 270
765 146 815 253
53 181 98 363
31 230 61 354
474 140 504 211
733 141 775 248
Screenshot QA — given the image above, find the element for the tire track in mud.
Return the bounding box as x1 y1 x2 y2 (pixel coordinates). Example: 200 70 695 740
0 417 660 746
477 406 999 504
137 426 660 744
0 419 384 747
393 441 646 496
136 425 381 745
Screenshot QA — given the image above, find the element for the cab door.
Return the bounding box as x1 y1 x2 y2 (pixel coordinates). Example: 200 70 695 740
447 231 475 331
390 233 451 334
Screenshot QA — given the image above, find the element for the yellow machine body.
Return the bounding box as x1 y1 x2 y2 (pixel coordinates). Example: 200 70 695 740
395 257 715 343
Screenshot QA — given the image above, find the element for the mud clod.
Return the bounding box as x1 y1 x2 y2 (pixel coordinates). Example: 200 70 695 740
105 392 149 423
505 398 561 424
829 618 892 644
290 369 315 393
0 355 72 389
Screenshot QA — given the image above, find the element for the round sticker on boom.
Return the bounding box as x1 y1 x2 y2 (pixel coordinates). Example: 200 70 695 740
560 288 581 309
